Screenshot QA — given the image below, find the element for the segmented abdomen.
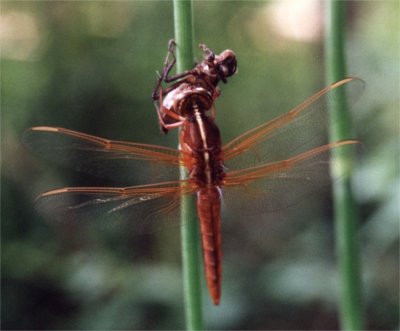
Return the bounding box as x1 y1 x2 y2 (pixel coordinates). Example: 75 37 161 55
197 187 222 305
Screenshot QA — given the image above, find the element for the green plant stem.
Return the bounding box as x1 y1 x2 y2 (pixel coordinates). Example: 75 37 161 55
325 1 364 330
173 1 204 330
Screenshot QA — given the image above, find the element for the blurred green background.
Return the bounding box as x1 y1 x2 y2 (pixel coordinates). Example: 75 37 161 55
2 1 399 330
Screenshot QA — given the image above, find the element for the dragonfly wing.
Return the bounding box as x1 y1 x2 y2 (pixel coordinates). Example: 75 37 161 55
222 141 357 218
35 180 196 234
22 127 182 185
222 77 364 170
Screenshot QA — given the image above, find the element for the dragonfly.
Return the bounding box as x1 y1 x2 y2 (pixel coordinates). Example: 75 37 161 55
22 41 363 305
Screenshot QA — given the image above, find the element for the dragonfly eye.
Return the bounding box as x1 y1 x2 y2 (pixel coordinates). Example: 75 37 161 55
216 50 237 78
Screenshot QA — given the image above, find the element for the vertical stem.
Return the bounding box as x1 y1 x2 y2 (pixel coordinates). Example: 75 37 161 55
324 1 364 330
173 1 204 330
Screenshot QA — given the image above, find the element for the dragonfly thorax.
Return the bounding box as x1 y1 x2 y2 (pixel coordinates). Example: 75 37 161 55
163 83 213 117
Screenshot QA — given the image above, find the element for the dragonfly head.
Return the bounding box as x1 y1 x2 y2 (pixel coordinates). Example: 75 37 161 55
199 44 238 84
215 49 237 82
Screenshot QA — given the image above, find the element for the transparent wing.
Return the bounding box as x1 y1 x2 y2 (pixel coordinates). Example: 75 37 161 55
222 141 357 218
35 180 196 234
22 126 182 185
222 77 364 170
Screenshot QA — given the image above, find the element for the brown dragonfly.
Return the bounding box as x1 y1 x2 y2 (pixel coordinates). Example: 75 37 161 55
22 41 363 305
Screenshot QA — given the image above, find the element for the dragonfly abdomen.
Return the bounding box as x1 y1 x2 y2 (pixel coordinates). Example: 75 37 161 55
197 187 222 305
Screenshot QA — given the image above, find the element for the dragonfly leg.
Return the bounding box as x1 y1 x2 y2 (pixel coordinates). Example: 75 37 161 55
154 87 185 133
199 43 216 62
152 40 195 100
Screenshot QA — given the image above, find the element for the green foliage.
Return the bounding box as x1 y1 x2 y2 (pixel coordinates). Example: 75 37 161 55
325 2 364 330
173 1 204 329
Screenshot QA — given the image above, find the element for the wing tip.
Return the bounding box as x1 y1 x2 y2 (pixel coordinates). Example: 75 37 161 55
29 126 60 132
331 76 365 89
37 188 71 199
